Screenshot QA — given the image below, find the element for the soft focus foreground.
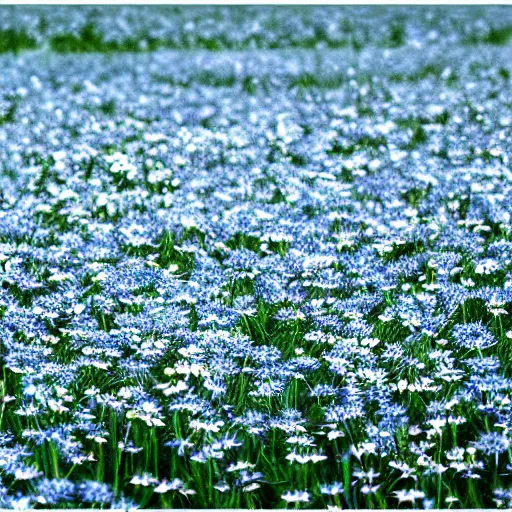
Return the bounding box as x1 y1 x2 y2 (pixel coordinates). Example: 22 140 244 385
1 5 512 510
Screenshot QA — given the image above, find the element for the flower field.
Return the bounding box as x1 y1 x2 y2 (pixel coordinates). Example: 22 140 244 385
2 5 512 510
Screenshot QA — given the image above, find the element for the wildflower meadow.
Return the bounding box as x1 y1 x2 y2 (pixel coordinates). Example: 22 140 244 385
1 5 512 510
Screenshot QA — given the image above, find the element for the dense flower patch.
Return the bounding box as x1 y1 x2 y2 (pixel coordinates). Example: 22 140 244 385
2 6 512 52
1 5 512 510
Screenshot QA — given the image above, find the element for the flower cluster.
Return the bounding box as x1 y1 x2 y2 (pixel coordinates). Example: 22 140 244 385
0 5 512 510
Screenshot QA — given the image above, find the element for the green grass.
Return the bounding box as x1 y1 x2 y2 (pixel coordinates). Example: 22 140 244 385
0 102 16 126
465 25 512 46
0 29 38 53
381 21 407 48
290 72 344 90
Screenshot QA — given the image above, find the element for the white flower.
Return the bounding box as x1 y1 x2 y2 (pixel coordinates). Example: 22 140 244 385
243 483 261 492
227 461 255 472
398 379 408 393
428 417 447 434
154 479 184 493
475 258 499 275
11 497 31 510
285 451 327 464
281 490 309 503
214 482 230 493
15 467 42 480
394 489 426 504
130 473 158 486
